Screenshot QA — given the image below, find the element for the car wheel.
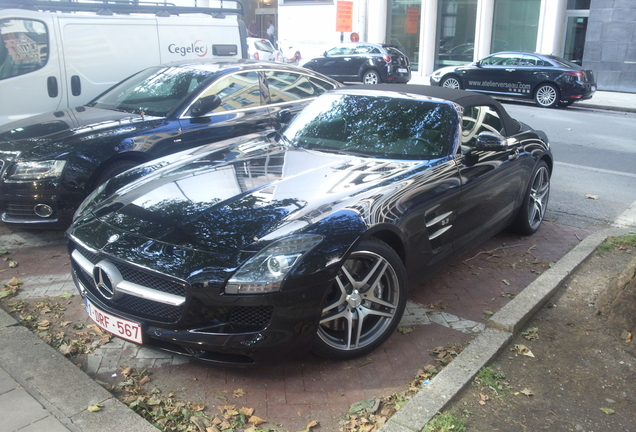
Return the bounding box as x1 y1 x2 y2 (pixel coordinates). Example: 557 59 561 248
534 84 559 108
441 76 462 89
510 161 550 235
362 70 381 85
92 160 139 189
314 238 407 360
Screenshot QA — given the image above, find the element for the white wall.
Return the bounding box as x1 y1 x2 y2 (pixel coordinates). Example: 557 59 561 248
278 2 367 60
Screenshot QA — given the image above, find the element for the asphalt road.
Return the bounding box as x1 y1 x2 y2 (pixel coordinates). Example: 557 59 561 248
503 102 636 230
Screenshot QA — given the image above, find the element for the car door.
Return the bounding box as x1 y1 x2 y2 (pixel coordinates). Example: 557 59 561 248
316 46 357 81
462 53 523 94
174 71 273 153
453 104 526 251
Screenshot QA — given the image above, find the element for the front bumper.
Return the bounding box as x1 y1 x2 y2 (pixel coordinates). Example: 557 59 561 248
0 177 82 228
68 236 331 365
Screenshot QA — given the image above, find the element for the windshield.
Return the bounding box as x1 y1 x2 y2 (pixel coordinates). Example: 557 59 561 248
87 66 215 117
282 93 458 160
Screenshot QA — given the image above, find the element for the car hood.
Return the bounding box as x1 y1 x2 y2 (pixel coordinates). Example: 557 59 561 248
0 106 159 156
80 140 421 255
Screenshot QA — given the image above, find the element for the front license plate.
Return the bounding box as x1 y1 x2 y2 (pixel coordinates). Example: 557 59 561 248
398 68 408 73
85 298 143 344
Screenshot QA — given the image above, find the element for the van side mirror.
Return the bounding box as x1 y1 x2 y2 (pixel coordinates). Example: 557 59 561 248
190 95 221 117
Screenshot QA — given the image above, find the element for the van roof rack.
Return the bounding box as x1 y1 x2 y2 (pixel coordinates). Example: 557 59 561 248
0 0 243 17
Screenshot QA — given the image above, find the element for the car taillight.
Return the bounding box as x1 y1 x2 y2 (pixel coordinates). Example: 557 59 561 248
566 71 584 79
383 55 391 63
254 52 260 60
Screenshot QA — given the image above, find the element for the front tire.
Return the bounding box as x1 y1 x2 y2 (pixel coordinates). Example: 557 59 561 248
534 84 559 108
441 75 462 89
362 70 381 84
510 161 550 235
314 238 407 360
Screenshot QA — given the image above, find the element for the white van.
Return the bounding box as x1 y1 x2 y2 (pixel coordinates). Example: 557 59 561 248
0 0 248 126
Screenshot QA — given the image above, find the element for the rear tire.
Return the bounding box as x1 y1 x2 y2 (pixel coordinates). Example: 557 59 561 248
92 160 139 190
509 161 550 235
362 70 381 85
314 238 407 360
534 84 559 108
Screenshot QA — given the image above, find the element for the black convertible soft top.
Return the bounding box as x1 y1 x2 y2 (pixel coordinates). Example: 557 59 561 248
345 84 521 136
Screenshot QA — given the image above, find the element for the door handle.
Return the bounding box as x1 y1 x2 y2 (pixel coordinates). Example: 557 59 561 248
508 148 519 161
505 68 516 72
71 75 81 96
47 76 58 98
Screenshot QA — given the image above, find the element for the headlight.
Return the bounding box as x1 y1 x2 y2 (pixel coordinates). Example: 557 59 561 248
225 234 323 294
8 160 66 181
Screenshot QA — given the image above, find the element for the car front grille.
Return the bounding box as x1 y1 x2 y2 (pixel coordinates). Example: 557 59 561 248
68 240 274 332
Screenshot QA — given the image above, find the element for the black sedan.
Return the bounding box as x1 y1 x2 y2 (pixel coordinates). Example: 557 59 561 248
0 60 340 228
430 51 596 107
67 85 552 365
301 42 411 84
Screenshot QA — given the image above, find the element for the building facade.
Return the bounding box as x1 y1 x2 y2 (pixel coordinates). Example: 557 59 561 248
194 0 635 92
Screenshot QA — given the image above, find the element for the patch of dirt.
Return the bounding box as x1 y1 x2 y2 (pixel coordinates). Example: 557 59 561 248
442 244 636 431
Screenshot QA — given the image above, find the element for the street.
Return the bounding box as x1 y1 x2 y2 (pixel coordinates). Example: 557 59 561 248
503 102 636 230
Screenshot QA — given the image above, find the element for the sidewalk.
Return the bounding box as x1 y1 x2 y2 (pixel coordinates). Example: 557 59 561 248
0 88 635 431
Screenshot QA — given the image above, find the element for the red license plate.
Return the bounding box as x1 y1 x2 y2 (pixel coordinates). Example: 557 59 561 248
85 298 143 344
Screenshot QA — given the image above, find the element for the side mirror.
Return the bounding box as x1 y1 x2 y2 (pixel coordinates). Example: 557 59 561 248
277 109 294 125
190 95 221 117
323 51 328 57
475 131 507 151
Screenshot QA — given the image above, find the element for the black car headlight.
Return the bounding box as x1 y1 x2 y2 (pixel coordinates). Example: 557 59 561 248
225 234 323 294
7 160 66 181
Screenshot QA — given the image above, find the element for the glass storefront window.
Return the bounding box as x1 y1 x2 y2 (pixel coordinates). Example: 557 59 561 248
387 0 421 72
492 0 540 53
435 0 478 69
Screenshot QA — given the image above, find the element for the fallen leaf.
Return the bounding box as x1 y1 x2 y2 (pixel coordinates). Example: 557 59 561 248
585 194 600 200
478 393 489 405
626 332 632 343
8 261 18 268
512 344 535 357
60 292 74 299
138 375 151 386
6 277 22 287
398 327 413 335
87 403 103 412
519 388 534 397
190 416 207 432
233 388 245 398
239 407 254 416
0 289 13 299
501 279 510 285
484 310 494 317
248 415 267 425
600 407 615 415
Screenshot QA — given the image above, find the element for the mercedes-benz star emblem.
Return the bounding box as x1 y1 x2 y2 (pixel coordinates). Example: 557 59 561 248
92 260 124 300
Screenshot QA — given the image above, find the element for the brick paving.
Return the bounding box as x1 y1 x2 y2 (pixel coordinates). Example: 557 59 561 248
0 220 590 431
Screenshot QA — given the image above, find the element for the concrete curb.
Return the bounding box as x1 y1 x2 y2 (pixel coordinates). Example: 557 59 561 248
379 227 631 431
0 308 159 432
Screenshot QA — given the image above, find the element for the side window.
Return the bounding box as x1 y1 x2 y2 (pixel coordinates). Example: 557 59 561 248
461 105 504 151
520 55 540 66
196 72 261 114
264 71 337 104
0 19 48 81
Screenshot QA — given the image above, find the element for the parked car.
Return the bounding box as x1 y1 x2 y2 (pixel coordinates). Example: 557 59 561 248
301 42 411 84
276 39 302 64
246 37 282 63
430 51 596 107
0 60 341 228
67 85 552 365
